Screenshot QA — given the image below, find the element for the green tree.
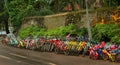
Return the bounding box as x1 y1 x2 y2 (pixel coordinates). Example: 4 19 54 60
50 0 80 12
4 0 54 31
102 0 119 7
5 0 30 30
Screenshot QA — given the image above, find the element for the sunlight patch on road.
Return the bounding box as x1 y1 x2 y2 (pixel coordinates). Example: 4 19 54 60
49 63 56 65
0 55 12 60
9 53 27 59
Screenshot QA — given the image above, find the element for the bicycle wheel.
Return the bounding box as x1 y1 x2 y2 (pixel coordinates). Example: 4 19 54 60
93 53 98 60
103 54 109 61
110 55 116 62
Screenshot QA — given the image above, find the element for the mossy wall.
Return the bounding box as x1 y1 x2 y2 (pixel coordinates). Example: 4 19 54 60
20 7 115 30
44 13 67 30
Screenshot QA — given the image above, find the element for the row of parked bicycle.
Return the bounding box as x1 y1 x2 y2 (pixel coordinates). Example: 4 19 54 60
2 35 120 63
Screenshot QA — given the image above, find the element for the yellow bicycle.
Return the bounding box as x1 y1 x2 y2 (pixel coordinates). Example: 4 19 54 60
102 49 116 62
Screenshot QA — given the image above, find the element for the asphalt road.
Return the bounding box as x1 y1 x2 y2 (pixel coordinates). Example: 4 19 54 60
0 43 120 65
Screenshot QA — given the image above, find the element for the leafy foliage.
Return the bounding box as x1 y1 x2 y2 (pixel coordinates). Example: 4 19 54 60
56 0 80 12
77 27 87 36
103 0 119 7
18 25 45 39
111 36 120 44
5 0 54 30
7 0 29 30
45 24 77 37
92 23 120 43
18 24 87 38
39 8 54 16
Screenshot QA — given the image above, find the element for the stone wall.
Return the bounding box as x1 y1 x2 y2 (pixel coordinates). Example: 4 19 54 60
44 13 67 30
20 8 113 30
20 13 68 30
21 16 44 29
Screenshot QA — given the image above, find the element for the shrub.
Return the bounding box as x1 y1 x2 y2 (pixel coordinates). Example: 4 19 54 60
92 23 120 43
18 25 45 39
39 8 54 16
